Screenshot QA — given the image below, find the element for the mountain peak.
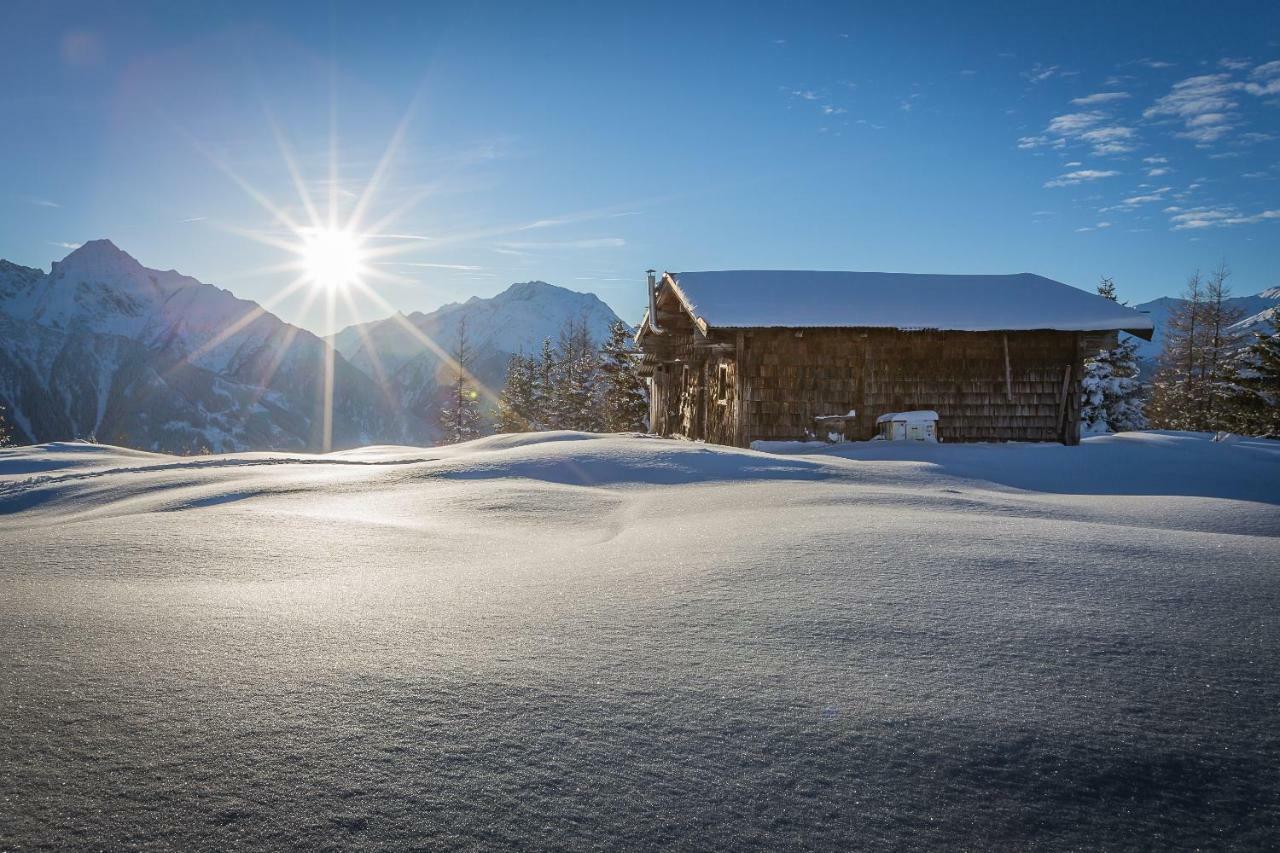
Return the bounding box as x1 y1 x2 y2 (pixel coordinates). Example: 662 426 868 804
54 239 144 276
498 280 565 301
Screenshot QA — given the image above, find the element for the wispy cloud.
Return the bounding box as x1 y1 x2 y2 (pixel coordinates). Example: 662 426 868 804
47 241 82 250
379 262 484 271
1168 205 1280 230
1044 169 1120 188
1244 60 1280 96
1075 221 1113 232
1023 63 1061 83
1024 111 1137 155
23 197 61 208
1070 92 1130 105
498 238 626 250
180 216 206 223
1144 73 1238 143
1148 167 1171 177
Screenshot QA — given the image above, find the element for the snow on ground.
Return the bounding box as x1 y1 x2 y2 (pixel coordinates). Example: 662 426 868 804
1 432 1278 849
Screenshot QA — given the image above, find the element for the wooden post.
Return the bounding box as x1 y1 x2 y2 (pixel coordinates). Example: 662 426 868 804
734 331 747 447
1002 333 1013 402
1057 363 1072 442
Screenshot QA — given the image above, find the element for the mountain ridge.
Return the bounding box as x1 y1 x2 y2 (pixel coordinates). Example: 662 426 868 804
0 242 627 451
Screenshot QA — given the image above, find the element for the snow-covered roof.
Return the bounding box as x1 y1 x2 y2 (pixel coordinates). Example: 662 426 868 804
662 271 1155 338
875 410 939 424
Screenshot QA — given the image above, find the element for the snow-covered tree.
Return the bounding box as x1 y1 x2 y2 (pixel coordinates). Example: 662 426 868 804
1148 265 1245 431
551 315 604 432
495 353 538 433
600 320 648 432
0 404 13 447
1079 278 1146 434
1225 313 1280 437
438 319 484 444
532 337 557 429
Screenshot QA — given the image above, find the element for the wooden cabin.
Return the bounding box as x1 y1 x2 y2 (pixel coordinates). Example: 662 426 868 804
636 270 1155 446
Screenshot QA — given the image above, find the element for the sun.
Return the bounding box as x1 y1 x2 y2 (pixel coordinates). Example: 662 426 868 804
300 228 366 290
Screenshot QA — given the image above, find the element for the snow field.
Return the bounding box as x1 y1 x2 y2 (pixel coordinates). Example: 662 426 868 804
1 431 1278 849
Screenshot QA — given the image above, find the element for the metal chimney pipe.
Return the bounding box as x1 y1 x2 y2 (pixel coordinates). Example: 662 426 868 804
646 269 666 335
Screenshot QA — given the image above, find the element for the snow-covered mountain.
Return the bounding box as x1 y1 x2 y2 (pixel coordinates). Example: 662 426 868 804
0 241 404 452
1131 287 1280 364
331 280 624 440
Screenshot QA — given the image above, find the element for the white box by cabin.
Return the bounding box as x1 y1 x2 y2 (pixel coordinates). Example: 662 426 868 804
876 410 939 442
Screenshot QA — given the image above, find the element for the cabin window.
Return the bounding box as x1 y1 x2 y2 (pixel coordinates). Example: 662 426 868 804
717 364 730 404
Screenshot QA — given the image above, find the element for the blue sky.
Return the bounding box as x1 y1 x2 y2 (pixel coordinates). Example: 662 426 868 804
2 1 1278 333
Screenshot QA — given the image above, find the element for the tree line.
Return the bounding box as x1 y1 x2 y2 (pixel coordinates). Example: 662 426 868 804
435 317 649 444
1083 265 1279 438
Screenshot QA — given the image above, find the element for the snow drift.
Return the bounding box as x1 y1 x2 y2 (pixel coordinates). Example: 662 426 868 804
2 432 1278 849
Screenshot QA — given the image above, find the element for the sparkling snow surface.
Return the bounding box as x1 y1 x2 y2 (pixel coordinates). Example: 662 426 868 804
669 270 1157 334
2 432 1278 849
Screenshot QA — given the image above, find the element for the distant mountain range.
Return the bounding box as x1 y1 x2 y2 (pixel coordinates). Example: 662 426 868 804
0 241 623 451
330 281 621 439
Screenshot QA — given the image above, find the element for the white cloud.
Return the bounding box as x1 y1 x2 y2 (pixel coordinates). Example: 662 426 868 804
1044 169 1120 188
1244 60 1280 96
1122 187 1173 205
1070 92 1130 105
1144 73 1240 143
381 262 484 271
1023 63 1060 83
1142 156 1168 164
1219 58 1252 71
47 241 81 250
1147 167 1171 177
1047 112 1106 134
498 238 626 250
1064 161 1082 167
1078 125 1138 155
1168 206 1280 230
1075 221 1112 232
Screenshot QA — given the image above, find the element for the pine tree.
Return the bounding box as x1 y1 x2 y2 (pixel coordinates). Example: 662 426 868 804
600 320 648 432
1096 275 1117 302
553 314 604 432
438 319 484 444
0 404 13 447
1080 278 1146 434
532 337 558 430
1227 314 1280 437
495 353 537 433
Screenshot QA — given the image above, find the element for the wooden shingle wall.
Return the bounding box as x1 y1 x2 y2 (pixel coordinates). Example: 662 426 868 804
649 327 1092 446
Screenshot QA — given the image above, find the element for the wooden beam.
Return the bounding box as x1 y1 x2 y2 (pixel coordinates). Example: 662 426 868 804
1002 333 1013 402
1057 363 1072 441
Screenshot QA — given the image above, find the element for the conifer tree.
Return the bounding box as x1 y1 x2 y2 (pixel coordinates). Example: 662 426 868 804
553 315 604 432
1080 278 1146 434
0 404 12 447
533 337 558 429
1227 314 1280 436
438 319 484 443
600 320 648 432
495 353 537 433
